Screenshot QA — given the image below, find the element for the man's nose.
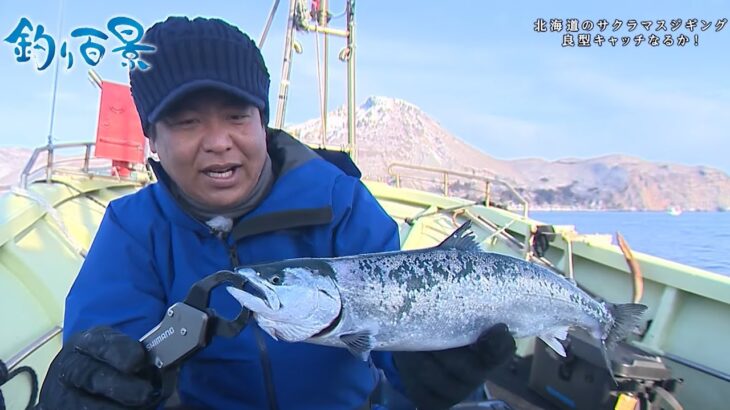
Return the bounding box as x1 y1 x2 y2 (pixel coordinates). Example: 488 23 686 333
201 120 233 152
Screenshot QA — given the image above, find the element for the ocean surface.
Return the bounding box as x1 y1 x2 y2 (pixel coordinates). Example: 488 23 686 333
530 211 730 277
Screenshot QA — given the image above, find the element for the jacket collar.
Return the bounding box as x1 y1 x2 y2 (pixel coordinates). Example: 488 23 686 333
148 129 336 238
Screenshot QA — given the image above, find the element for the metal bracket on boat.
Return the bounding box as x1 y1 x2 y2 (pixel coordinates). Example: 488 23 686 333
616 232 645 304
139 270 250 370
531 225 557 258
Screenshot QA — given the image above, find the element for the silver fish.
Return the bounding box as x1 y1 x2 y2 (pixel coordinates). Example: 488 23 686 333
227 221 647 378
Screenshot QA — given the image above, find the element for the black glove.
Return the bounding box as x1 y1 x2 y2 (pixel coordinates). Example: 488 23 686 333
393 323 516 410
37 326 162 410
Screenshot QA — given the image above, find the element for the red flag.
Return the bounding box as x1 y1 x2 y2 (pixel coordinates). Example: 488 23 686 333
95 81 146 169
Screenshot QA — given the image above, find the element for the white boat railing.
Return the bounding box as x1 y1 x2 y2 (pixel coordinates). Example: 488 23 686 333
4 326 62 371
387 162 530 218
19 142 96 188
18 141 148 188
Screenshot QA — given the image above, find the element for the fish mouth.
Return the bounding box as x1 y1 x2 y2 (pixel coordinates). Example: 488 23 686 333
227 268 281 313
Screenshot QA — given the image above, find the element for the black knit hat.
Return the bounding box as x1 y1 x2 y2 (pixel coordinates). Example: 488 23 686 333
130 16 271 135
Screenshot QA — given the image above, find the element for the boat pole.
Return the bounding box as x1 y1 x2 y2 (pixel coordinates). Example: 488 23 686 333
46 0 65 148
88 69 102 89
44 0 65 182
345 0 356 162
274 0 298 129
318 0 329 146
258 0 281 48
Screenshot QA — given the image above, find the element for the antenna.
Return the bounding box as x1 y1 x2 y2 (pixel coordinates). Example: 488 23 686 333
46 0 65 147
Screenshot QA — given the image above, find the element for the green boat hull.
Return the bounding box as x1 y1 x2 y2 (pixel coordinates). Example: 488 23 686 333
1 173 728 409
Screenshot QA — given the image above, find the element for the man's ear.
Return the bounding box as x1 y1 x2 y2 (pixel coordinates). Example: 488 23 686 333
149 139 158 154
148 125 158 153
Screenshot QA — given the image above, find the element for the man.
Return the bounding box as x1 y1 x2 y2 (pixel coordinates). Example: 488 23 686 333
38 16 515 409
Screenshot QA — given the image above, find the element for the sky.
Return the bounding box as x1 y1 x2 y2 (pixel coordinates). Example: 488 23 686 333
0 1 728 173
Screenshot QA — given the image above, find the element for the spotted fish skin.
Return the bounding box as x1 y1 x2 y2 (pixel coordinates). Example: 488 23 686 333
228 221 647 372
314 246 608 351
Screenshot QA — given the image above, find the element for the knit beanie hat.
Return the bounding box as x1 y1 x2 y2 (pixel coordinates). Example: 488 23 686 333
130 16 271 135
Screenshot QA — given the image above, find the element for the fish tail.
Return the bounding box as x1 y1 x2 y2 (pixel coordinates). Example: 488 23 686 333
601 303 648 384
606 303 647 350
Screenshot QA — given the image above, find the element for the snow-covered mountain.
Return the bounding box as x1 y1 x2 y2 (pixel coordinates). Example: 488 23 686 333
290 96 730 211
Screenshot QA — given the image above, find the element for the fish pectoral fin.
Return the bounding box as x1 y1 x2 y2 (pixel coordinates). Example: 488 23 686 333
550 326 569 342
539 328 569 357
340 330 375 360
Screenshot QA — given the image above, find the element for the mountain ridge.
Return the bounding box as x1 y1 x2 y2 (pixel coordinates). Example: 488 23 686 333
290 96 730 211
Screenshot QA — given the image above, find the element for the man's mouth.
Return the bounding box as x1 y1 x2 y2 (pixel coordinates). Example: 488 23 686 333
202 164 240 179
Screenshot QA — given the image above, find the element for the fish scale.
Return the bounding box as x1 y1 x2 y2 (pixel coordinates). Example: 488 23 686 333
227 221 647 380
327 248 605 350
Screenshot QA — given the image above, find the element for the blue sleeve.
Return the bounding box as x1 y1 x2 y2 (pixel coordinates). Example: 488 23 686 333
330 177 408 394
332 176 400 257
63 203 167 342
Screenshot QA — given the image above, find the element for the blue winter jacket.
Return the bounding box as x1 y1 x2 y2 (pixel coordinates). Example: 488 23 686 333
64 130 404 409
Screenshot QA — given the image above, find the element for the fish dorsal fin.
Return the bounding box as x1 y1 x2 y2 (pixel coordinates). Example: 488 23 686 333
340 330 375 361
437 221 481 251
539 326 570 357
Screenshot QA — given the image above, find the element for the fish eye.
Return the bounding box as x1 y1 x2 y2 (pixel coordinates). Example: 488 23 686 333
270 275 283 285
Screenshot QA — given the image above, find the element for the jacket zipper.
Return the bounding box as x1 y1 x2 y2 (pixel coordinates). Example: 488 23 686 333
227 242 240 267
224 238 278 410
155 168 280 409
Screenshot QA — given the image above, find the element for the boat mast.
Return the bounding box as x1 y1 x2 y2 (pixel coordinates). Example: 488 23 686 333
273 0 357 162
319 1 328 147
273 0 297 129
344 0 356 163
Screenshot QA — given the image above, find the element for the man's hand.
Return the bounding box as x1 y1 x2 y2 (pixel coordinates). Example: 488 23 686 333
38 326 162 410
393 323 516 410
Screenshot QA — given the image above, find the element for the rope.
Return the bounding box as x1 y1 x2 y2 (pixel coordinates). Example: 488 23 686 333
330 9 346 20
0 360 38 410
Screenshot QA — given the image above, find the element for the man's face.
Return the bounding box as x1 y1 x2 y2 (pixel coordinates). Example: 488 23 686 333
150 88 268 211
